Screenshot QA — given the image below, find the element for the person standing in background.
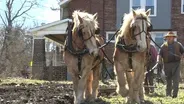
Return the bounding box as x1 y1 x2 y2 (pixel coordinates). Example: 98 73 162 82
144 44 158 94
156 31 184 98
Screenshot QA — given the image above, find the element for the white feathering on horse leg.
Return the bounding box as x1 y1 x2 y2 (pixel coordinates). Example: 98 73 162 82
117 84 129 97
76 78 86 104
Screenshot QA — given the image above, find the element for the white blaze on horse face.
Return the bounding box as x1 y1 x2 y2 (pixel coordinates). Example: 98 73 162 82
83 28 99 56
135 19 147 52
87 37 99 56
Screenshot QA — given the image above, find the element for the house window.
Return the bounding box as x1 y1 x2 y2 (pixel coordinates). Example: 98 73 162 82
146 0 155 15
132 0 141 10
60 5 69 20
106 31 116 43
181 0 184 14
130 0 157 16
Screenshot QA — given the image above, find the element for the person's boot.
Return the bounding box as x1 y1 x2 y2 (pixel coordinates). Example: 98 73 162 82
172 95 177 98
150 88 154 93
166 91 171 97
144 87 149 95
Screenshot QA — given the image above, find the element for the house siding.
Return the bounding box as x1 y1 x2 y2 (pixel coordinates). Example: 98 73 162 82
68 0 116 36
116 0 171 30
171 0 184 45
153 0 171 30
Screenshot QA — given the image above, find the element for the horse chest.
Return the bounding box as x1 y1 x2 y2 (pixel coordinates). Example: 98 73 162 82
114 49 146 70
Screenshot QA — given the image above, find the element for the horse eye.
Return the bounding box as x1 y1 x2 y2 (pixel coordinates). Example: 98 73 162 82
132 25 136 29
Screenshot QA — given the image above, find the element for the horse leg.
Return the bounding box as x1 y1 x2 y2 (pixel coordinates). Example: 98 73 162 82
125 72 134 103
76 68 90 104
91 64 101 100
114 61 129 97
85 71 93 100
72 75 79 104
139 70 146 103
132 68 144 104
68 68 79 104
139 81 144 103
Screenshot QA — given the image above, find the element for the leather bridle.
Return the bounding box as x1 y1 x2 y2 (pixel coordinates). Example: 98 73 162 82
131 14 152 40
77 26 95 42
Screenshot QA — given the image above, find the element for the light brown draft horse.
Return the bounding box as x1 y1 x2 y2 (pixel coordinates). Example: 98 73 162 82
113 9 152 104
63 11 104 104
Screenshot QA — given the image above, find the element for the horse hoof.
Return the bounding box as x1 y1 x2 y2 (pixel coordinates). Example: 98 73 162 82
140 100 145 104
117 88 129 97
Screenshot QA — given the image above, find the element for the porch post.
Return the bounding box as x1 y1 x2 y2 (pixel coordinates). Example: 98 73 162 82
32 37 46 79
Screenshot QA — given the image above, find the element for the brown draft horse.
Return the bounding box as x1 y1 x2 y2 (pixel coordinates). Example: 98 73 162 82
63 11 104 104
113 9 152 104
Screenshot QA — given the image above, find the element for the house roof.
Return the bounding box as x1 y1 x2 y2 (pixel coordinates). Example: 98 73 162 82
59 0 71 7
29 18 72 44
30 19 72 32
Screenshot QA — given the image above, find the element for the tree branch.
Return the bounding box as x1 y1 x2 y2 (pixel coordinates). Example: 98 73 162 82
12 0 35 21
4 11 9 23
11 0 27 21
15 17 26 28
0 14 7 27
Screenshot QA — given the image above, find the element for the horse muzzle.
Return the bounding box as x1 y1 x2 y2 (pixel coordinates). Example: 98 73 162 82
89 48 99 57
136 45 147 52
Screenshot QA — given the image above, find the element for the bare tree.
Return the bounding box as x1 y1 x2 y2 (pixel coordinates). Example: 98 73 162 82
50 0 60 11
0 0 38 31
0 0 38 77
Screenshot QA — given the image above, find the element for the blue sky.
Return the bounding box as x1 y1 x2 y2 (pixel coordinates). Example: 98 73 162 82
0 0 60 28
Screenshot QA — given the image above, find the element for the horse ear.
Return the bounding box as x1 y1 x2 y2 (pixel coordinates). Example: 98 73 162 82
78 15 83 23
146 9 151 16
132 9 136 17
93 13 98 20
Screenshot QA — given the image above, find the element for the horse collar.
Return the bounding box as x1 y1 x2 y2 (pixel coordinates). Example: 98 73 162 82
116 38 138 53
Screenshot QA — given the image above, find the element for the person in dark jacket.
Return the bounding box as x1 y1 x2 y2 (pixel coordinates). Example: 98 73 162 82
144 44 158 94
157 31 184 98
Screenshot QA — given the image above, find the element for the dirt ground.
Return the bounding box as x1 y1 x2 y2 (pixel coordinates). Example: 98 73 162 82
0 82 112 104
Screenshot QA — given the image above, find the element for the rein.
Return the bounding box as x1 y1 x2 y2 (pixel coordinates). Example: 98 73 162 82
98 29 120 49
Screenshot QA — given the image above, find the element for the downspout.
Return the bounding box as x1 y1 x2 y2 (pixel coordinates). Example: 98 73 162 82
103 0 105 38
89 0 91 12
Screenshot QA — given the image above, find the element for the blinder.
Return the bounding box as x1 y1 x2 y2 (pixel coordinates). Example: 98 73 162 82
78 28 83 37
147 24 153 32
95 28 100 34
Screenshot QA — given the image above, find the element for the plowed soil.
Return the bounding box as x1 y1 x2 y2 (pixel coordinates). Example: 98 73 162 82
0 82 112 104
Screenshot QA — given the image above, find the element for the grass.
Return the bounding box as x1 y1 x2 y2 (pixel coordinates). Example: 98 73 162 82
0 77 47 85
100 83 184 104
0 77 72 85
0 78 184 104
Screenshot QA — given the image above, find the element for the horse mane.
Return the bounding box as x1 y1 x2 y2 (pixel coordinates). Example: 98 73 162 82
72 10 99 33
115 9 150 45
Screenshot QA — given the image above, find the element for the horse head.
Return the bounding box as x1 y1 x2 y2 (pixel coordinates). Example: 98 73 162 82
130 9 152 52
72 11 99 56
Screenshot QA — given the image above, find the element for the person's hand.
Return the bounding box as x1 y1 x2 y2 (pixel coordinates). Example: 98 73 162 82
152 63 160 74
